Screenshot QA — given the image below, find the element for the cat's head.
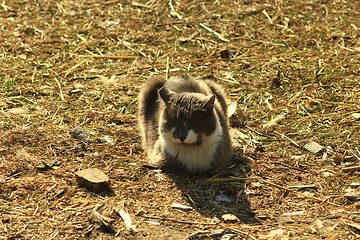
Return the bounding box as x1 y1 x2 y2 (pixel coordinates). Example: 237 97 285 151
158 87 217 146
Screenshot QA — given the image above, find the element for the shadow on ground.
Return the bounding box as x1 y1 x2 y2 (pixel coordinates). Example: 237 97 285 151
167 160 260 225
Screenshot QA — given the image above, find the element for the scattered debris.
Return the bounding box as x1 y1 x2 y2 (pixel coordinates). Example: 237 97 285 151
186 231 209 240
171 203 193 211
303 141 326 155
342 166 360 173
221 233 236 240
344 193 360 201
199 23 230 42
210 229 226 238
75 168 111 192
261 229 286 238
287 184 317 190
36 159 63 170
228 102 245 127
221 214 239 223
311 219 338 234
349 182 360 187
88 203 115 234
351 112 360 120
262 112 287 128
119 209 137 232
70 125 89 140
6 107 28 115
144 219 161 226
220 47 232 59
342 220 360 231
215 194 232 203
257 215 268 220
282 210 305 216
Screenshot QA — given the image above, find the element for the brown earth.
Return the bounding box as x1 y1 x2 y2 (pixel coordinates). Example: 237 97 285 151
1 0 360 239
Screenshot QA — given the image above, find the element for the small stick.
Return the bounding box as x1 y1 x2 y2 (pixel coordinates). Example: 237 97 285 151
140 215 217 225
262 10 273 24
199 23 230 42
342 166 360 173
82 55 138 59
165 56 170 80
205 177 257 183
231 228 258 240
55 79 64 100
54 59 88 77
274 131 301 148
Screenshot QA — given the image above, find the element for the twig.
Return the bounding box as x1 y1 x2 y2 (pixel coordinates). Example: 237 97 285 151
169 0 182 19
231 228 258 240
132 1 151 8
140 215 217 225
262 113 287 128
199 23 230 42
262 10 273 24
54 59 88 77
274 131 301 148
342 166 360 173
55 79 64 101
82 55 138 59
205 177 257 183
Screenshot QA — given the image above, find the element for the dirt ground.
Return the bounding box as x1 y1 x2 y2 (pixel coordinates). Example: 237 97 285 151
1 0 360 239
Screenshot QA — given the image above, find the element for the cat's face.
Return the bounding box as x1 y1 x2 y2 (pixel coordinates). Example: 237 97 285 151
159 87 217 146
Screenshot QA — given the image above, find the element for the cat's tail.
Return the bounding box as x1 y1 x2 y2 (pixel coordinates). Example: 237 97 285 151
138 76 166 118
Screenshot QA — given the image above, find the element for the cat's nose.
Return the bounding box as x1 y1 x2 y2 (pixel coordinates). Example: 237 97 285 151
178 135 186 142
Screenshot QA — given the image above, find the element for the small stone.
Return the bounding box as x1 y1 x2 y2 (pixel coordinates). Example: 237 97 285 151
171 203 193 211
220 47 232 59
303 141 325 155
221 233 235 240
215 194 232 203
221 214 239 223
75 168 110 192
70 125 89 140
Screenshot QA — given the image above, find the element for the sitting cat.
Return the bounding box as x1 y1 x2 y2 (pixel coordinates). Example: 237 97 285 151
138 74 233 175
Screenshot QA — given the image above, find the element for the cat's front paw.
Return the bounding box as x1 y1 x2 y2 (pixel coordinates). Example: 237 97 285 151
148 153 165 169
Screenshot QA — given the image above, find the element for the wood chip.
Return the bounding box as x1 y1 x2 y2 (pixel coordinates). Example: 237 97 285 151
303 141 325 155
221 214 239 223
282 210 305 216
119 209 137 232
75 168 110 192
351 112 360 120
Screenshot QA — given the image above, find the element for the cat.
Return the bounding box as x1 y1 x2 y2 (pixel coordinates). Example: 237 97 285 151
138 74 233 175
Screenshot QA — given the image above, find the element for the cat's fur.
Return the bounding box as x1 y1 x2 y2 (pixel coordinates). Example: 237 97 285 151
138 74 232 175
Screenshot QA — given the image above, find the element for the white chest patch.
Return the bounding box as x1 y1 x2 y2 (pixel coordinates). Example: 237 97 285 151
160 120 223 173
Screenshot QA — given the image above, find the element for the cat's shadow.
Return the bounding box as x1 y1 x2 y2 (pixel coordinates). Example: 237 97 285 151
166 161 260 225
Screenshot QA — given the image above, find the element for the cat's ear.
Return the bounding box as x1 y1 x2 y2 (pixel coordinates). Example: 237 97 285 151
203 95 215 110
159 87 175 104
